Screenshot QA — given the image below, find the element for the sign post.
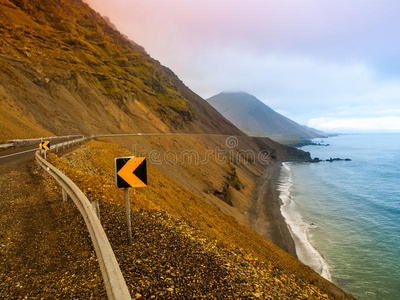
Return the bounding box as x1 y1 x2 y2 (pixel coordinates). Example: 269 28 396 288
124 188 132 245
115 157 147 245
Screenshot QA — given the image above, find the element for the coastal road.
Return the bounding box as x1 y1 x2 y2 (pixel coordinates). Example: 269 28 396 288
0 133 253 167
0 145 42 166
0 137 82 167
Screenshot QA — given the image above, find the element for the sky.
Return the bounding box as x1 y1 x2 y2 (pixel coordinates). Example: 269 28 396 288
85 0 400 132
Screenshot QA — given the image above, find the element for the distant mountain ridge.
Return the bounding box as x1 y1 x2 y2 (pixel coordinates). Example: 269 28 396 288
207 92 327 140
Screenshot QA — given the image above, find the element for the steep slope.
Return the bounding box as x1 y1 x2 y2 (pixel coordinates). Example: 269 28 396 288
0 144 352 299
0 0 242 143
207 92 327 139
48 140 351 299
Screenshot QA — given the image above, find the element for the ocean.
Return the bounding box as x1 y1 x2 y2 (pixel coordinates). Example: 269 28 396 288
277 134 400 300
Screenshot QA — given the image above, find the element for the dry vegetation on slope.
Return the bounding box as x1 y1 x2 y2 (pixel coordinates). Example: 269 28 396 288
0 0 241 143
106 134 308 229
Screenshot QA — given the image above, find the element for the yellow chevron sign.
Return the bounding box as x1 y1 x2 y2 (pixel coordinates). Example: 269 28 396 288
115 157 147 188
40 141 51 151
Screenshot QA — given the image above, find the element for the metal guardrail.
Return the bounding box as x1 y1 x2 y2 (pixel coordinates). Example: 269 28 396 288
3 133 237 150
1 136 84 151
1 135 85 150
50 137 88 153
35 149 131 300
0 143 14 149
7 135 84 148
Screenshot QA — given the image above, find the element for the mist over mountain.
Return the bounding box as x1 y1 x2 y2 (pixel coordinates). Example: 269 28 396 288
207 92 327 140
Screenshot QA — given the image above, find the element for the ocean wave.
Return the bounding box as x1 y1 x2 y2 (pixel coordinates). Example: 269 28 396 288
278 162 331 281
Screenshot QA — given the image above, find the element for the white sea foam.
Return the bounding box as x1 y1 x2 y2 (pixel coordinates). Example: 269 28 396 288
278 162 331 280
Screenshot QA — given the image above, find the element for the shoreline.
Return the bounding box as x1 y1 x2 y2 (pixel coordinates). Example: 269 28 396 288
278 162 331 280
249 161 298 258
249 161 331 280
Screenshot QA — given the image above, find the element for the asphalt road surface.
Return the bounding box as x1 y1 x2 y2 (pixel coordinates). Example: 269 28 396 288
0 145 39 166
0 138 81 167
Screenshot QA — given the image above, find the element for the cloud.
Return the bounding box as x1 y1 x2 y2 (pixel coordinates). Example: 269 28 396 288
172 47 400 124
84 0 400 132
86 0 400 65
308 116 400 132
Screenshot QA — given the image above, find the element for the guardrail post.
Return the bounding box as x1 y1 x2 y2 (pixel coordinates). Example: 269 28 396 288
124 188 132 246
61 171 67 201
92 200 100 221
62 187 68 202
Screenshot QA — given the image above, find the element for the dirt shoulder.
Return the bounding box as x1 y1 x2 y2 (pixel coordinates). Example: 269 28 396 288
249 162 298 258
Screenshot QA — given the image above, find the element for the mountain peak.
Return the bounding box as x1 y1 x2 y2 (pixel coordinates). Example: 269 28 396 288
207 92 327 140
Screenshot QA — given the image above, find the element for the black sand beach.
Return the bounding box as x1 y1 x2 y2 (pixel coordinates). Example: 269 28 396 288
249 162 298 258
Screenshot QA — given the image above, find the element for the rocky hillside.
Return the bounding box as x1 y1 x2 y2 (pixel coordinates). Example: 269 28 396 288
207 92 327 140
0 0 241 143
